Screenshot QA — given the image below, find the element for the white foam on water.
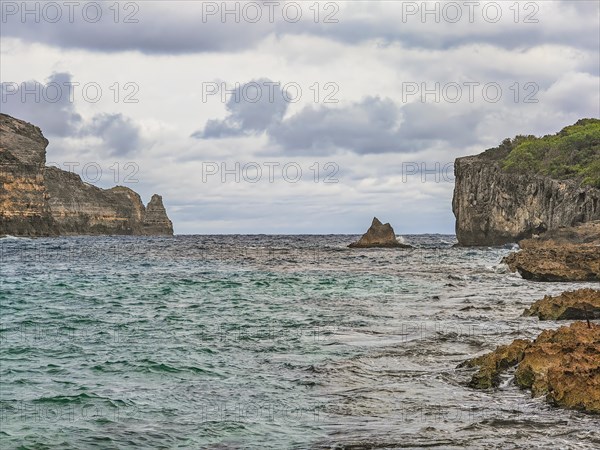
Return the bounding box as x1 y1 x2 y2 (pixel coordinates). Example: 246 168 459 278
0 235 32 241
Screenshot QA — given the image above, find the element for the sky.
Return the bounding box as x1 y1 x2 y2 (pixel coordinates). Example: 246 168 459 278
1 0 599 234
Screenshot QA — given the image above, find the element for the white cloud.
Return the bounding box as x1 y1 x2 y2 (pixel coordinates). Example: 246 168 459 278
1 1 598 234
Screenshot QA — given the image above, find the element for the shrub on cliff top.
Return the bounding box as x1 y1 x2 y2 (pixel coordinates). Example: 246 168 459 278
496 118 600 188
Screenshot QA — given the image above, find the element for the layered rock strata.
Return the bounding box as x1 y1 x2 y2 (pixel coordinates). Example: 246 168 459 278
0 113 173 236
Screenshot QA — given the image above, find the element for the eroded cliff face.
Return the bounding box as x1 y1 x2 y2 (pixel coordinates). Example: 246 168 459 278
44 167 148 235
0 114 57 236
0 113 174 237
452 155 600 246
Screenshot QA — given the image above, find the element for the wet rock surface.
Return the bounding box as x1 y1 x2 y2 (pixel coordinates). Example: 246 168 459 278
461 322 600 414
503 221 600 282
524 288 600 320
458 339 530 389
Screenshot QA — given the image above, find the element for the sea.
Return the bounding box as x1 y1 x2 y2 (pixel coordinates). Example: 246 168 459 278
0 235 598 449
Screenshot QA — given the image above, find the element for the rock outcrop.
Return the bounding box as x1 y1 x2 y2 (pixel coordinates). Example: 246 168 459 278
503 221 600 282
348 217 411 248
459 339 530 389
0 113 173 236
460 322 600 414
453 120 600 246
515 322 600 413
524 289 600 320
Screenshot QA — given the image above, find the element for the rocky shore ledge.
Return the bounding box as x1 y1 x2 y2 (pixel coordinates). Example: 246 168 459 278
503 221 600 282
524 289 600 320
462 223 600 414
0 113 173 236
459 322 600 414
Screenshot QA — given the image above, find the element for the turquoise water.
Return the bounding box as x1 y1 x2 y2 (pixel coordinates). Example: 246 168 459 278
1 235 599 449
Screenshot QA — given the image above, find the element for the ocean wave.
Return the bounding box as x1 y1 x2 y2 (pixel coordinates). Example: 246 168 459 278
0 235 32 241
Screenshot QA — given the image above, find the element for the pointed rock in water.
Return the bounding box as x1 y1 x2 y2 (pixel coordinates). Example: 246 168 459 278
348 217 412 248
142 194 173 236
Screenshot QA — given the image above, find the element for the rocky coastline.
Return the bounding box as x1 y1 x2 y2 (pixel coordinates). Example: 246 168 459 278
459 120 599 415
452 119 600 247
0 113 173 237
524 289 600 320
460 221 600 414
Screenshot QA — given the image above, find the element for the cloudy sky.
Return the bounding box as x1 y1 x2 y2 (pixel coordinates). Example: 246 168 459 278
1 1 599 234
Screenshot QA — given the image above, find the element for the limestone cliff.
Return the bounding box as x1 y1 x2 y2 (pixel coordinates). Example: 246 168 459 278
0 113 173 237
0 114 57 236
453 119 600 246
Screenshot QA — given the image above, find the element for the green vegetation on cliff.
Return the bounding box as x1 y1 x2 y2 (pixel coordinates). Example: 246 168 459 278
484 119 600 188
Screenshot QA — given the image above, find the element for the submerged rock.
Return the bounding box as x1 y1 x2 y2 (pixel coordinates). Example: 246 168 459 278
524 289 600 320
348 217 411 248
503 221 600 282
460 322 600 414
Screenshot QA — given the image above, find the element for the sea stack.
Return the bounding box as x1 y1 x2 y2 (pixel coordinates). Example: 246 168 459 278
142 194 174 236
349 217 411 248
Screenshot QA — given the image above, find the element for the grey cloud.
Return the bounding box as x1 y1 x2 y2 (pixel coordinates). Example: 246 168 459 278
1 1 598 54
395 102 485 149
192 79 288 138
197 93 488 155
0 72 82 136
306 0 600 51
1 72 141 156
81 113 141 156
269 98 489 155
0 3 272 54
267 97 403 154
